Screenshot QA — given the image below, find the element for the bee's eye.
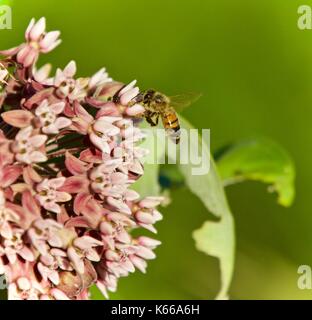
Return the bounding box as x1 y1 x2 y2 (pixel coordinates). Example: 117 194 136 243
155 95 163 103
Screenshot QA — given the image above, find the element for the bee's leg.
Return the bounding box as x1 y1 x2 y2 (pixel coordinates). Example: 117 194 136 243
150 113 160 126
145 112 156 126
154 114 159 126
146 117 155 126
146 112 159 127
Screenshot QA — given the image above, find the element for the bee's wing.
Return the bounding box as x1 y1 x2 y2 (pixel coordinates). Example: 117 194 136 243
168 92 202 112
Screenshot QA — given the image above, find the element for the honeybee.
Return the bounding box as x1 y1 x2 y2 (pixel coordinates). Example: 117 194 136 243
132 89 201 144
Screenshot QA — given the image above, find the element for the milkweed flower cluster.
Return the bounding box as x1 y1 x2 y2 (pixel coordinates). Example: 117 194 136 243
0 18 162 300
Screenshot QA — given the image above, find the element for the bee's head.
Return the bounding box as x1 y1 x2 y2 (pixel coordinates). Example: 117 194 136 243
143 89 168 107
143 89 155 103
153 92 169 106
153 93 166 105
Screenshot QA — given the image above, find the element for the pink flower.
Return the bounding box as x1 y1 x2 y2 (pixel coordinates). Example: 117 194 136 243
130 237 161 273
96 274 118 298
54 61 88 101
8 279 42 300
118 80 139 105
0 190 20 238
100 212 136 248
28 219 66 256
117 80 145 116
0 163 22 188
37 262 60 285
106 192 136 215
5 261 70 300
0 228 34 264
8 278 70 300
0 64 8 84
0 18 164 300
67 236 102 274
88 68 112 90
12 126 47 164
35 100 72 134
33 63 53 84
0 17 61 67
40 248 73 272
36 177 72 214
89 161 128 197
89 116 121 153
96 236 161 297
72 102 121 153
112 143 145 177
133 197 164 233
2 109 34 128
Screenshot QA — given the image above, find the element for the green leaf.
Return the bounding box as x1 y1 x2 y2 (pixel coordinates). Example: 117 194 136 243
173 120 226 218
216 137 295 207
193 214 234 299
174 116 235 299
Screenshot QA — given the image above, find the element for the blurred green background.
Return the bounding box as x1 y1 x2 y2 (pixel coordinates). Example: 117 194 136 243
1 0 312 299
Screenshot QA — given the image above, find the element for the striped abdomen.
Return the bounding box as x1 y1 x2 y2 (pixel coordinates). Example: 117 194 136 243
162 110 181 144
